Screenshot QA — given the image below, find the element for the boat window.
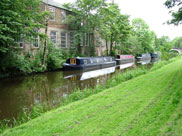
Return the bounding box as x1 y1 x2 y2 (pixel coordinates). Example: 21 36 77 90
116 55 120 59
84 60 87 64
96 58 99 63
70 58 76 65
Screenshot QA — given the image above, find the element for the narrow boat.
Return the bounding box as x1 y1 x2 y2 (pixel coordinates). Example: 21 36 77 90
150 53 159 63
150 53 158 58
115 55 135 65
63 56 116 71
136 53 151 61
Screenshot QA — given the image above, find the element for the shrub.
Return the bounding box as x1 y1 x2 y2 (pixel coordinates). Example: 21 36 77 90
46 42 65 71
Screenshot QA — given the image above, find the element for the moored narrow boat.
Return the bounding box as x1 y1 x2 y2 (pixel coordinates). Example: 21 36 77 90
115 55 135 65
150 53 159 63
136 53 151 61
63 56 116 71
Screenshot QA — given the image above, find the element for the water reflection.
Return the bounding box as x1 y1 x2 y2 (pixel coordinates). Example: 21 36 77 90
118 62 135 69
0 61 145 121
137 59 151 65
64 67 116 81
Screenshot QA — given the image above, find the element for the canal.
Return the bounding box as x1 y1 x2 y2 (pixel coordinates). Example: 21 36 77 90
0 61 152 121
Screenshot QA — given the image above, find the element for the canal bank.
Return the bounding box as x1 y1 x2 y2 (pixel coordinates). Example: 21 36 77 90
1 57 181 135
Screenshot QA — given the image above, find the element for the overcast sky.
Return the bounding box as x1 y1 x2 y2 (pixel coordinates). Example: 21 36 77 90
54 0 182 40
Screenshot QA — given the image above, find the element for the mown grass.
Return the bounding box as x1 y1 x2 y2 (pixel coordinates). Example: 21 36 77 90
0 57 179 134
1 57 182 136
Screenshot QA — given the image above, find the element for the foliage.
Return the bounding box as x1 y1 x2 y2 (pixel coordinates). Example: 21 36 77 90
64 1 131 56
0 0 46 54
46 42 65 71
121 18 156 55
0 42 67 77
99 3 132 55
64 0 105 56
0 0 48 77
0 104 49 134
172 37 182 48
165 0 182 25
158 36 173 60
132 18 155 53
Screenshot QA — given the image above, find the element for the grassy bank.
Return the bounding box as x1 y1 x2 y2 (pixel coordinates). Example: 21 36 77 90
2 58 182 136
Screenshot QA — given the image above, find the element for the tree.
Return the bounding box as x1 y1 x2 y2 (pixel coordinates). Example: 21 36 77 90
165 0 182 25
172 37 182 48
132 18 155 54
0 0 46 74
120 32 143 55
64 0 105 56
0 0 45 54
42 0 49 66
99 3 131 55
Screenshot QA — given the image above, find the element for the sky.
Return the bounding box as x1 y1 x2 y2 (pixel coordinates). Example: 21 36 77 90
54 0 182 40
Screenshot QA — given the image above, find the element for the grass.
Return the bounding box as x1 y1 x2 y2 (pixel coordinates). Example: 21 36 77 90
1 58 182 136
60 57 179 106
0 104 49 134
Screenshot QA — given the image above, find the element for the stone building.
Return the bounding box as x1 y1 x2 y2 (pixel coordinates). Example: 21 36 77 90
18 0 108 56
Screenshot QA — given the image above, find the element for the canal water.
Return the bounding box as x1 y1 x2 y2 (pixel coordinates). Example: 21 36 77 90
0 61 152 121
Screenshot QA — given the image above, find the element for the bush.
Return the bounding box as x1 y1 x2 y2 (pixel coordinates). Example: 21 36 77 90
46 42 65 71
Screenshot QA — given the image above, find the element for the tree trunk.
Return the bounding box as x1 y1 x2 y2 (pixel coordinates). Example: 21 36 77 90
42 20 48 65
106 39 108 56
42 0 49 66
92 32 95 56
110 35 113 56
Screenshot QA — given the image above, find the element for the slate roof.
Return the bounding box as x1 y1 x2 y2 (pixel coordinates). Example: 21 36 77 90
42 0 70 11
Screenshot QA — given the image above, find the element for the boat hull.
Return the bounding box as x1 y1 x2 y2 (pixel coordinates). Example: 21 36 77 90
115 59 135 65
63 61 116 71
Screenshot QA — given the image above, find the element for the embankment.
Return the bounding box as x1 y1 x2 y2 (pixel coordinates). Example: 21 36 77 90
2 59 182 136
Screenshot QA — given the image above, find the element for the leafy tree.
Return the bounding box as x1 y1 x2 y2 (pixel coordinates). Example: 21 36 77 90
132 18 155 54
99 3 131 55
64 0 105 56
121 33 143 55
165 0 182 25
0 0 46 53
172 37 182 48
158 36 173 60
0 0 46 75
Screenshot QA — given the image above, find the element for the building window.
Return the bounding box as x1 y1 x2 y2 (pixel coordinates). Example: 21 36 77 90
49 7 55 21
50 31 57 44
80 33 87 46
61 32 67 48
102 39 105 47
15 35 24 48
96 37 100 47
32 29 39 48
61 10 66 23
70 32 74 47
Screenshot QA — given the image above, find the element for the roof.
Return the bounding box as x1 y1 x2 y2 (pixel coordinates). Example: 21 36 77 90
42 0 70 11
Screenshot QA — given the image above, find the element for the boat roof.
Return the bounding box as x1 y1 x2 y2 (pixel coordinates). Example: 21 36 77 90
76 56 114 59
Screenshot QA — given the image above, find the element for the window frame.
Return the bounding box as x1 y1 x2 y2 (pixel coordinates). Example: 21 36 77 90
61 32 67 48
101 39 105 47
32 29 39 48
61 10 66 23
15 35 24 48
70 32 75 48
50 31 57 45
49 6 55 21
